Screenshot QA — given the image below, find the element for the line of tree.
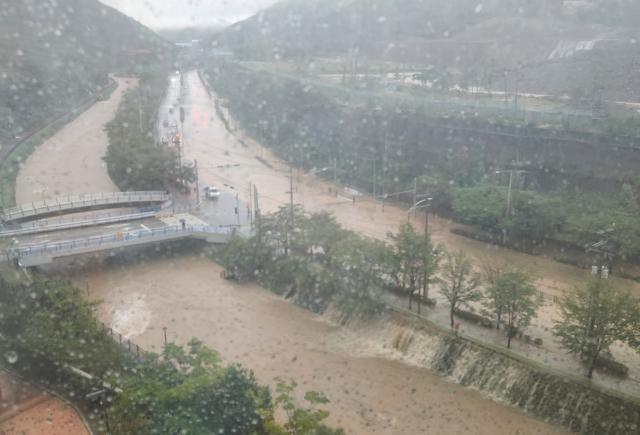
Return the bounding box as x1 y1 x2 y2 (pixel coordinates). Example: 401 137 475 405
104 71 195 191
218 205 546 350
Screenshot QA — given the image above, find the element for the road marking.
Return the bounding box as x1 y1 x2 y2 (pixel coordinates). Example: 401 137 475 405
140 224 150 232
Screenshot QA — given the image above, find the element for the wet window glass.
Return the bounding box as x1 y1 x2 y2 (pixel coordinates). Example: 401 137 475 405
1 0 640 434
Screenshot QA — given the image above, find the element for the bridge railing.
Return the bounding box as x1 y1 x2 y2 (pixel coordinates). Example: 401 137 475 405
2 224 235 261
0 208 162 237
1 191 170 222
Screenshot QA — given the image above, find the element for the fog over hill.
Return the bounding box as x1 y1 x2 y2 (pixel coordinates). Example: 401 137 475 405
218 0 640 101
0 0 171 143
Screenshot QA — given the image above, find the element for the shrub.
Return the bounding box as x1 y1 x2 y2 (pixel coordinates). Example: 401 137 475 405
588 354 629 378
454 309 494 328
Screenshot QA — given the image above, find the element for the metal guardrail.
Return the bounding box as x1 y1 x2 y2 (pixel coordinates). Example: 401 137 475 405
0 208 161 238
1 224 234 263
1 191 170 222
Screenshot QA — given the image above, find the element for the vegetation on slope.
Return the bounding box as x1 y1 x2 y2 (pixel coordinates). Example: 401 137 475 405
216 0 640 102
0 0 172 145
206 62 640 263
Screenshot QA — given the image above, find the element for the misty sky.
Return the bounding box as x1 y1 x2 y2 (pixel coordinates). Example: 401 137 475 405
99 0 278 29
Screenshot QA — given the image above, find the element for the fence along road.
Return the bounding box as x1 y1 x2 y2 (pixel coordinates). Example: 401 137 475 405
2 224 235 267
1 191 170 224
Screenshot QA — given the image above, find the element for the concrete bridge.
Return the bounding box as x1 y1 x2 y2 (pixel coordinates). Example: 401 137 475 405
2 224 235 267
0 209 161 238
1 191 170 224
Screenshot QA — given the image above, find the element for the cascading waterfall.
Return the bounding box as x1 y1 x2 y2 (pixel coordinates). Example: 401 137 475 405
331 306 640 435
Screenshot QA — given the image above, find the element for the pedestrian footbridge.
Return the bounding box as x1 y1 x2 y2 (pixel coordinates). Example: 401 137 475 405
2 224 234 267
1 191 170 224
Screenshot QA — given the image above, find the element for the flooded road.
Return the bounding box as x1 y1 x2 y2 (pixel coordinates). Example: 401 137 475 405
180 71 640 299
15 77 137 204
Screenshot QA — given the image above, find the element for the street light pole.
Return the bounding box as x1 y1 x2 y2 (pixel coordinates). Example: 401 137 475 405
496 168 526 245
194 159 200 206
333 158 338 197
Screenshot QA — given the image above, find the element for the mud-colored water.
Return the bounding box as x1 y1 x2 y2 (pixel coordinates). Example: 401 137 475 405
79 255 565 434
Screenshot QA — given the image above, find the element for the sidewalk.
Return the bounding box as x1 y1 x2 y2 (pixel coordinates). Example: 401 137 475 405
0 369 89 435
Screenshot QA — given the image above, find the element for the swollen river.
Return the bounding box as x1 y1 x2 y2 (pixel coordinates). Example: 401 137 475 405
78 255 566 434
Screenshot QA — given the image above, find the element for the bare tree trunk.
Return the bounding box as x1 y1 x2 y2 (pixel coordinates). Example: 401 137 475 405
450 306 455 328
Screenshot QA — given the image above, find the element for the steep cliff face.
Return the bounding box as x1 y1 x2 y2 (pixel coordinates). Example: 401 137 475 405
336 308 640 434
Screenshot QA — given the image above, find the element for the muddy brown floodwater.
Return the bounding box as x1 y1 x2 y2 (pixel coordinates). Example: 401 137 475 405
79 256 566 435
15 77 136 203
15 72 566 434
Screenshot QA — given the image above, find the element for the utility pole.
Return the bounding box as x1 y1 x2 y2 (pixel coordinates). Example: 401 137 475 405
506 169 514 218
382 139 387 212
289 165 294 219
287 164 294 256
496 168 523 245
138 99 143 133
503 68 509 109
236 193 240 227
254 185 261 239
333 157 338 197
409 177 417 221
248 183 254 231
194 159 200 206
422 200 430 309
372 159 377 199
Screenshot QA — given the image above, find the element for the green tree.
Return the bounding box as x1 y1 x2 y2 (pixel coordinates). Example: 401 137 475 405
110 339 273 434
0 278 129 379
440 250 481 327
553 279 640 378
485 272 542 348
334 233 387 299
274 378 345 435
479 257 512 330
388 223 427 312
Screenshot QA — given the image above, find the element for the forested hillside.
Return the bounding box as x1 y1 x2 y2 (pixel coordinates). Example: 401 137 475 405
0 0 172 144
217 0 640 101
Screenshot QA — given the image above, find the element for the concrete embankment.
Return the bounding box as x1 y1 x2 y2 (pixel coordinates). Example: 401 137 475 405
332 306 640 434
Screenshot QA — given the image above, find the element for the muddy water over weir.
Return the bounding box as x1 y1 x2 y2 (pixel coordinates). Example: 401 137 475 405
78 255 565 435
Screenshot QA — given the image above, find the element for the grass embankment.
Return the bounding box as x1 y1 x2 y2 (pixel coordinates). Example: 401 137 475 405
0 78 118 209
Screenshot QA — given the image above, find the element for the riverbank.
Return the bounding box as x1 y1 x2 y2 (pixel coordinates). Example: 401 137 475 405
15 77 136 205
0 78 119 209
73 253 566 434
